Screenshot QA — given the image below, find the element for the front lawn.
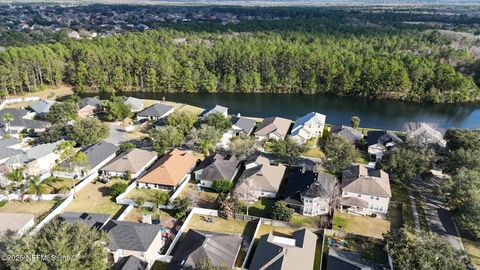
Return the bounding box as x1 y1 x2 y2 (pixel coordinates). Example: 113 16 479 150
333 212 390 239
64 178 124 216
0 200 57 222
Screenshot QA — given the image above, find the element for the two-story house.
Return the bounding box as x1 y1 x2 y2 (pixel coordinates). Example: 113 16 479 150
340 164 391 217
254 117 291 141
290 112 326 144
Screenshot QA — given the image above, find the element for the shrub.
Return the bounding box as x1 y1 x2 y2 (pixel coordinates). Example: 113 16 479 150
271 201 294 221
212 180 233 194
109 182 128 199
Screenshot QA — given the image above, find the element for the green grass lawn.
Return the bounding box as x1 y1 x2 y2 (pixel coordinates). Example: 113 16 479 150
64 178 124 217
333 212 390 239
290 213 321 228
313 235 323 270
125 188 168 202
303 137 325 159
462 237 480 269
248 198 275 218
390 180 415 230
43 177 81 194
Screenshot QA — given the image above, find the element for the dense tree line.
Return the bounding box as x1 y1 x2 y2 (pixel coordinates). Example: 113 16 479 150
0 24 478 103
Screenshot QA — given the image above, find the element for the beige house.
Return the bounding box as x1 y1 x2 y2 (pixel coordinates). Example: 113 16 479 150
100 148 158 180
104 220 163 267
77 97 102 118
254 117 292 141
340 164 391 216
233 155 286 201
137 149 197 191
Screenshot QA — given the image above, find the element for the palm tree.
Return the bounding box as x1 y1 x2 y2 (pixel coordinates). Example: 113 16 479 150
2 112 14 135
199 140 215 156
6 168 25 201
27 175 49 201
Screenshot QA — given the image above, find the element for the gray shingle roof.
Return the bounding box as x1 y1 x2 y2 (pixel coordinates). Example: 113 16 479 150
231 116 256 135
83 141 119 169
101 148 157 174
6 141 62 165
124 97 144 112
0 108 50 130
0 138 23 160
103 220 161 252
137 103 174 118
78 97 102 109
195 153 240 182
249 229 317 270
112 255 148 270
57 212 110 229
301 172 338 198
168 229 243 270
202 105 228 117
330 125 363 143
342 164 391 198
29 99 56 114
234 156 286 196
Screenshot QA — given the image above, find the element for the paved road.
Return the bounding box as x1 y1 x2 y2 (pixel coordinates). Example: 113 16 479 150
413 173 464 251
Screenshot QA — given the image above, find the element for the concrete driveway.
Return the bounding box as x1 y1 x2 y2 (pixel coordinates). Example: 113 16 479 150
105 122 129 145
413 172 464 251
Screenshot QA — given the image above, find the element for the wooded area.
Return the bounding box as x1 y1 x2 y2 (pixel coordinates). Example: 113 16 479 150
0 20 478 103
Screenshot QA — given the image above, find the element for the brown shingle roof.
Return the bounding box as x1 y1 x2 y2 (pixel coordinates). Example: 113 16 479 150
138 149 197 187
341 164 391 198
101 148 157 174
254 117 291 139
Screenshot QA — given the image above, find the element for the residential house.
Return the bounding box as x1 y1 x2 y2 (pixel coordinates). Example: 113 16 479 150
137 149 197 191
407 123 446 148
233 155 286 200
326 248 378 270
340 164 391 216
249 229 317 270
254 117 292 141
57 212 110 230
194 153 241 188
367 131 403 162
290 112 326 144
82 141 119 176
124 97 144 112
112 256 148 270
0 108 50 134
77 97 102 118
100 148 158 180
0 138 23 164
0 213 35 237
283 167 338 216
28 99 56 118
202 105 228 118
168 229 243 270
231 115 256 136
6 141 63 176
103 220 163 266
136 103 174 122
330 125 363 144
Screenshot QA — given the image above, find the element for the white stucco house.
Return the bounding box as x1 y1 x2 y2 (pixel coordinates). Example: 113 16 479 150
290 112 326 144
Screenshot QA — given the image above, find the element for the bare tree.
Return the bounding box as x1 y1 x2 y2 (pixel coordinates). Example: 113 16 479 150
185 187 200 208
323 177 341 216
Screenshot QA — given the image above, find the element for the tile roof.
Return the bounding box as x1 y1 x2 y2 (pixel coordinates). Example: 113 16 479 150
57 212 110 229
195 153 240 182
168 229 243 270
83 141 119 169
137 103 174 118
29 99 56 114
254 117 291 139
249 229 317 270
342 164 391 198
234 155 286 195
138 149 197 187
101 148 157 174
103 220 161 252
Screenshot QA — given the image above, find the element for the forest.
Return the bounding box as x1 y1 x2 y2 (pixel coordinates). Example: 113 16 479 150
0 17 478 103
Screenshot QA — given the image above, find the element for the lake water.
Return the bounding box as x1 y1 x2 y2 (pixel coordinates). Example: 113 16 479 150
83 92 480 130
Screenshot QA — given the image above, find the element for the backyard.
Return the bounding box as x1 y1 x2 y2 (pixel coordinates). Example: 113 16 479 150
303 137 325 159
390 180 415 230
124 206 178 230
64 178 125 217
255 224 295 239
125 188 169 202
463 237 480 269
248 198 275 218
0 200 57 222
179 183 219 209
333 212 390 239
43 177 82 194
